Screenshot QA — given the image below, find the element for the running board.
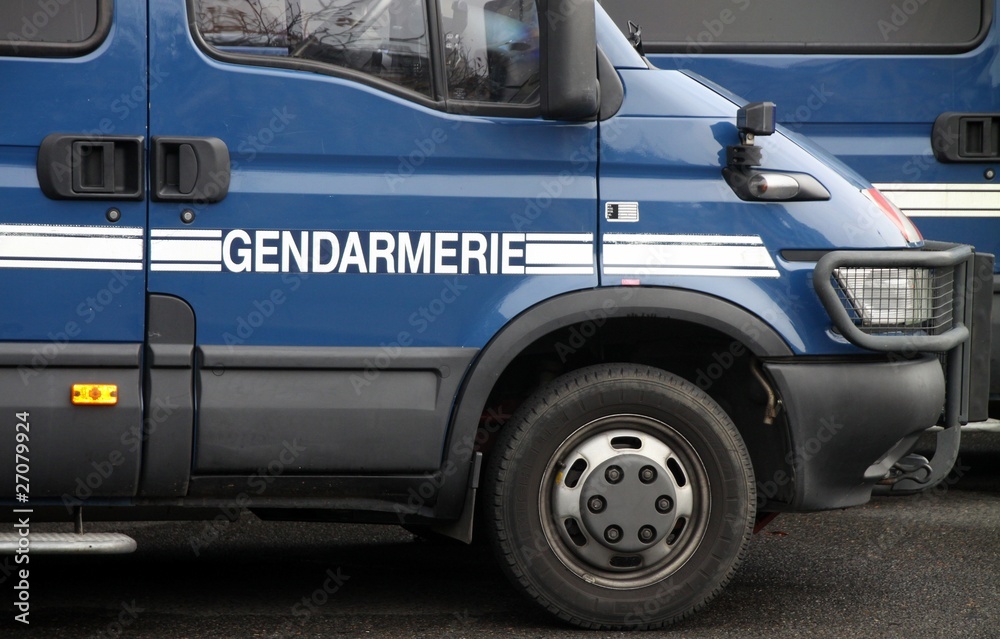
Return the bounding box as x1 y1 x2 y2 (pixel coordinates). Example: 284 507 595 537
0 532 136 555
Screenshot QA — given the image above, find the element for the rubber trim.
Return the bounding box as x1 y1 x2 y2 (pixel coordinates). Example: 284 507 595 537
199 345 475 370
0 342 140 367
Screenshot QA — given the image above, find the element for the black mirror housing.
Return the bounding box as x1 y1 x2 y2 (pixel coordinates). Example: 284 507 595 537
737 102 776 137
539 0 600 120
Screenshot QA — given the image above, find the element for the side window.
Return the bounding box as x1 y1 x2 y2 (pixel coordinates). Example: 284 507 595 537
439 0 539 104
1 0 105 56
602 0 987 53
194 0 433 96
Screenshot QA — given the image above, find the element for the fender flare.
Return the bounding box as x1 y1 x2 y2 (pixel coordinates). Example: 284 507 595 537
434 287 793 517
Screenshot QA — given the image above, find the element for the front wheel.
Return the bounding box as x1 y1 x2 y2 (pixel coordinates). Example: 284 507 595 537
484 364 755 629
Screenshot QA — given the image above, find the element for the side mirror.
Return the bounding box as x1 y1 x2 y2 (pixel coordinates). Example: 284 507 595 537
539 0 600 120
737 102 776 138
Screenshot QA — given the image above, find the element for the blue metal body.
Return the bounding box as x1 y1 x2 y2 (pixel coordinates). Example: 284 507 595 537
0 0 961 512
644 5 1000 272
0 3 147 343
0 0 916 357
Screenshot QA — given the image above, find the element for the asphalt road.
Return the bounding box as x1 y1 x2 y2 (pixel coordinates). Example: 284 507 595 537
3 434 998 639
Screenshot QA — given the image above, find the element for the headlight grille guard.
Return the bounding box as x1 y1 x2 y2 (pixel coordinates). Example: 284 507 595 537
813 242 973 353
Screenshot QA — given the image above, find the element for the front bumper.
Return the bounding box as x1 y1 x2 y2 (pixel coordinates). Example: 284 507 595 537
763 242 991 511
764 355 944 511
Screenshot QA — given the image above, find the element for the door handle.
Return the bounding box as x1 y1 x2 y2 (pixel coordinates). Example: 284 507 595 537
933 112 1000 162
152 137 230 203
37 134 144 200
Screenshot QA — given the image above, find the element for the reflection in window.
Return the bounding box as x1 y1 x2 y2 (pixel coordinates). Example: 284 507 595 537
439 0 539 104
195 0 432 96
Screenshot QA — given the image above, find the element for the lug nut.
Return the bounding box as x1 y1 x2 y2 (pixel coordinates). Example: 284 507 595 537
604 525 622 543
587 496 606 513
656 496 673 513
639 466 657 484
605 466 623 484
638 525 656 543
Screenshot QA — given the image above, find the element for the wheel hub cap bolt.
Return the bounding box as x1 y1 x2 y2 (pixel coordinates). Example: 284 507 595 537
656 496 673 513
604 526 622 543
638 525 656 543
639 466 657 484
605 466 623 484
588 496 606 513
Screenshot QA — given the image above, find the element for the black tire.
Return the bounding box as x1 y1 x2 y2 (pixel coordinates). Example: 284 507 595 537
483 364 755 630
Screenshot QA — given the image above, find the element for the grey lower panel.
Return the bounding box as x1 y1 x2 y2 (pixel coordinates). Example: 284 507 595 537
193 346 478 474
0 351 142 500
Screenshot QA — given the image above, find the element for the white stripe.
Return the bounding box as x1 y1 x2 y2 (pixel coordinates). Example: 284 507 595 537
524 233 592 242
0 224 143 237
0 259 142 270
603 234 764 246
904 210 1000 218
604 266 779 278
525 243 593 266
604 244 775 269
873 183 1000 192
151 263 223 272
0 235 142 261
873 183 1000 218
151 229 224 238
881 191 1000 211
151 239 223 263
525 266 594 275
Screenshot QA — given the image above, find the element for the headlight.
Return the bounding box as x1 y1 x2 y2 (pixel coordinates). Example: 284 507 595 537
834 267 933 328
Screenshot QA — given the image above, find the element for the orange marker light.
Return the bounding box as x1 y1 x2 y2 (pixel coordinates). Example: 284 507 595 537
71 384 118 405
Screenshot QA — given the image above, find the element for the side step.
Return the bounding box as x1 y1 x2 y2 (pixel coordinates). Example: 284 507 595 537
0 532 136 555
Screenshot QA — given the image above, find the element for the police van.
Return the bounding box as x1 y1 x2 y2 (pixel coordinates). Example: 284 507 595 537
0 0 992 630
601 0 1000 434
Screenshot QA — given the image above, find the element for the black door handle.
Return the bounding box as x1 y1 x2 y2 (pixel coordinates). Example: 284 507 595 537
37 134 144 200
152 137 230 203
933 112 1000 162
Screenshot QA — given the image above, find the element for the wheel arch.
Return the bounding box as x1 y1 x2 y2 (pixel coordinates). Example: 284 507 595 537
435 287 792 519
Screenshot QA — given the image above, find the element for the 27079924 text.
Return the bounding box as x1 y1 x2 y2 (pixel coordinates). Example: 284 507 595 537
13 411 30 624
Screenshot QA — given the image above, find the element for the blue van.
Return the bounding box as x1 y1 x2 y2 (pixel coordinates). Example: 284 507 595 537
0 0 991 629
602 0 1000 426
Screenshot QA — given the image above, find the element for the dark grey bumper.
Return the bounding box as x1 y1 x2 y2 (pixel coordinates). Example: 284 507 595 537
764 354 945 511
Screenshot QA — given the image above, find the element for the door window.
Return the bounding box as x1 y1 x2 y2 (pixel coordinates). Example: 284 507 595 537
0 0 107 56
601 0 988 53
192 0 540 109
440 0 539 104
194 0 433 95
